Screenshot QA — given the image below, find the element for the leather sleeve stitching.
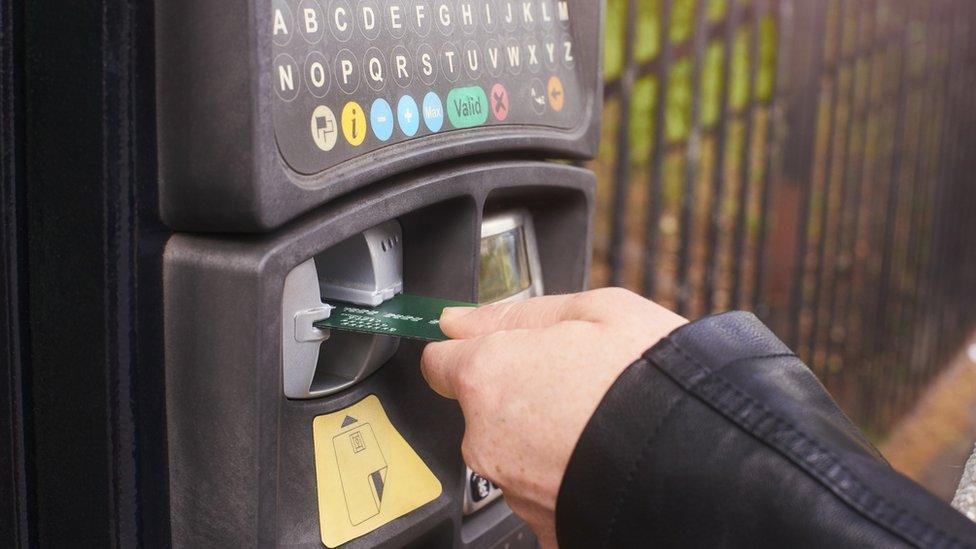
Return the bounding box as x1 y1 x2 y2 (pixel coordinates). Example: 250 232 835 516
599 359 687 549
651 339 968 549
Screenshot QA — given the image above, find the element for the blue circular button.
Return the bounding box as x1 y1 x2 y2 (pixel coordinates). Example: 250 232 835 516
370 98 395 142
397 95 421 137
422 92 445 133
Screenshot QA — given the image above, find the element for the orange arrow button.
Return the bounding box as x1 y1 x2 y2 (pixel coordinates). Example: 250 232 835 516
547 75 565 112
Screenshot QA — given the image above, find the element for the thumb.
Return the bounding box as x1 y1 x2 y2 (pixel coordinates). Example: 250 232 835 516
420 339 469 399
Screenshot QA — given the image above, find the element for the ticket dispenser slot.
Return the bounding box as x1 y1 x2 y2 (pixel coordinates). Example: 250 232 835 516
283 221 403 399
478 209 545 305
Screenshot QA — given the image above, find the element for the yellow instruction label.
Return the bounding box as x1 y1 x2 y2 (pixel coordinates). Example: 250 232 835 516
312 395 442 547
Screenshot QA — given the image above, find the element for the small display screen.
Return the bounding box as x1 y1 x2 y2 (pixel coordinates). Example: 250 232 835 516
479 226 531 304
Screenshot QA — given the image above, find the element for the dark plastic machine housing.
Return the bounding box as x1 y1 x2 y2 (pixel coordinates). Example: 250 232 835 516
156 0 604 232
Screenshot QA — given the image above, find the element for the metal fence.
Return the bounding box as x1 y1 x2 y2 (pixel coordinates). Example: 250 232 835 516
590 0 976 435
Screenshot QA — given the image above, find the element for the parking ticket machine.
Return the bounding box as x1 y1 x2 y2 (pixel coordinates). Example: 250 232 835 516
157 1 603 546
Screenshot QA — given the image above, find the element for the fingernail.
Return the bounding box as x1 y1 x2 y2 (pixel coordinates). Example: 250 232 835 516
441 306 476 323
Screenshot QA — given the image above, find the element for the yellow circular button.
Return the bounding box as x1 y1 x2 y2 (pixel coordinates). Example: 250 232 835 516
341 101 367 146
547 76 565 112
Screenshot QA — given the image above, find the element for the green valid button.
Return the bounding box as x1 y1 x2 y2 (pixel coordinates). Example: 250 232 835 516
447 86 489 129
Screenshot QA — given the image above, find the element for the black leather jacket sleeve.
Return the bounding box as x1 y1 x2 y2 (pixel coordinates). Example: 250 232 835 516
555 312 976 548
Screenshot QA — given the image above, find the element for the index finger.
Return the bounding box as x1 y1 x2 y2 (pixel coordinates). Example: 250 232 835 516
440 293 587 339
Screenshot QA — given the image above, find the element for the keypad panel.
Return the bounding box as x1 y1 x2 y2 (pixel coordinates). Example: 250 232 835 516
271 0 586 175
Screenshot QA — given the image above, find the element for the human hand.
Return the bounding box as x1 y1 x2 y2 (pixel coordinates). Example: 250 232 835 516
420 288 687 547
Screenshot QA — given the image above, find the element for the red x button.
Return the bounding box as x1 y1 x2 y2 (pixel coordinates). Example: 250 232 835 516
490 83 510 122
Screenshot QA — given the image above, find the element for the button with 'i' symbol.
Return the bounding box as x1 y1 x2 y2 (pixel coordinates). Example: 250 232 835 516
342 101 367 146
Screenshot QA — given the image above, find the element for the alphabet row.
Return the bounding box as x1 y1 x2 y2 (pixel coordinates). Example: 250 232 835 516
272 0 572 47
274 37 575 100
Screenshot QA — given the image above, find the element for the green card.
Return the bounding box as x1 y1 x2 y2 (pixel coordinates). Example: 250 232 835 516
314 294 475 342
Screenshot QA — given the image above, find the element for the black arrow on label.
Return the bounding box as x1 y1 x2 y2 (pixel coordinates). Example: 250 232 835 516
370 469 386 503
341 415 358 428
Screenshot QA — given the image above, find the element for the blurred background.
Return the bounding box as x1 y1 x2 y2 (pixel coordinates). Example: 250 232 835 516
587 0 976 499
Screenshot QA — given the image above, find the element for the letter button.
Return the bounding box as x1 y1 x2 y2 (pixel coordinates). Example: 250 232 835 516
542 39 560 71
458 0 478 34
305 51 332 98
386 0 407 39
410 0 433 37
503 36 522 76
272 0 294 47
561 34 575 69
297 0 324 44
524 36 541 73
520 0 535 31
481 0 499 33
391 45 413 88
334 49 361 94
357 0 382 40
539 0 555 29
500 0 518 32
484 38 504 78
557 0 571 28
329 0 355 42
463 40 482 80
433 0 455 36
273 53 301 102
417 43 439 86
440 42 462 83
363 46 387 91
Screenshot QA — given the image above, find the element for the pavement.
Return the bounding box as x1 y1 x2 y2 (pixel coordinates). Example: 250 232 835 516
881 337 976 502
